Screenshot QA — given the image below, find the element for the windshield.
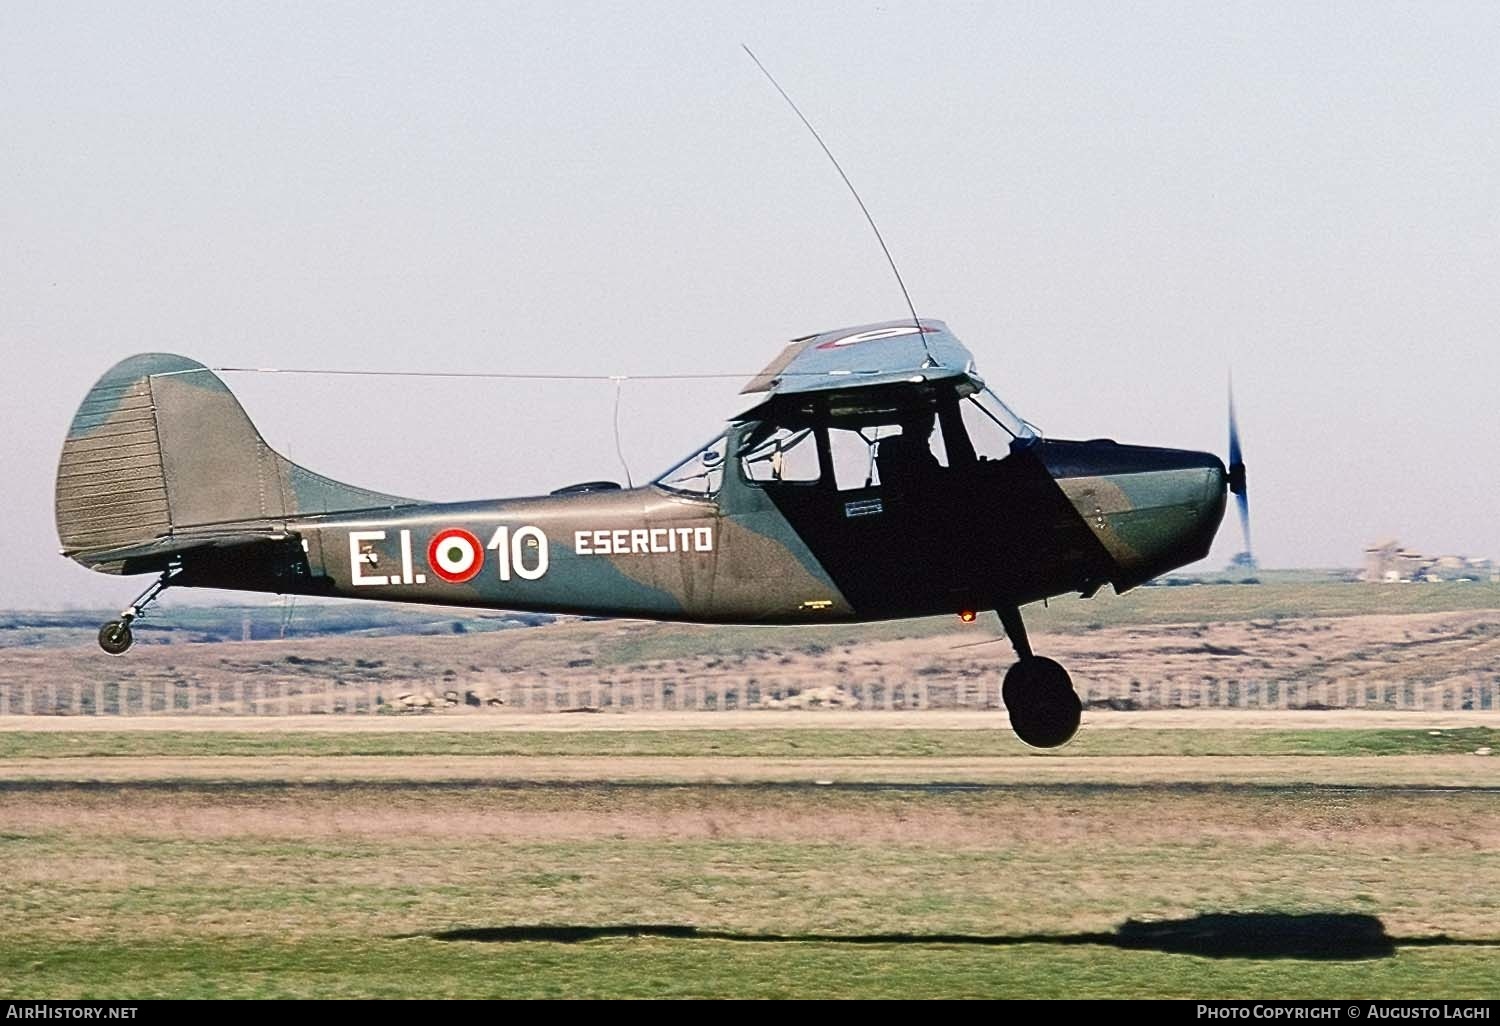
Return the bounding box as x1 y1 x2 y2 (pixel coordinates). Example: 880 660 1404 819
971 387 1035 441
654 434 728 497
959 388 1036 461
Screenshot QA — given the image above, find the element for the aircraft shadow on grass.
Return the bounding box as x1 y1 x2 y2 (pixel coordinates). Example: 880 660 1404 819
421 912 1500 961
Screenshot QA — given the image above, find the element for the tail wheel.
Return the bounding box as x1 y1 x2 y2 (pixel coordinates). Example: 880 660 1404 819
1002 656 1081 749
98 620 134 656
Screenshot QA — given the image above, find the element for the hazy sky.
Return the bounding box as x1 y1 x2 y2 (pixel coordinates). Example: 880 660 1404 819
3 2 1497 609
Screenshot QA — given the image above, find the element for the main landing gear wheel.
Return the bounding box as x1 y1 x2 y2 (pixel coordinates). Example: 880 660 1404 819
994 604 1082 749
1002 656 1082 749
97 620 134 655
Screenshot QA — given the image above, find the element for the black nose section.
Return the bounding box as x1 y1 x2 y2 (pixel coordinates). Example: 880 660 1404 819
1041 439 1225 480
1201 453 1230 508
1040 440 1228 589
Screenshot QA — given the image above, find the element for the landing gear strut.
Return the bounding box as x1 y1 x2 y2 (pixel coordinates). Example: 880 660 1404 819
97 571 174 655
997 605 1081 749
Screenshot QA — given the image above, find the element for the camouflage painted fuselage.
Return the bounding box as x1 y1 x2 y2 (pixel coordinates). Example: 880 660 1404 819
261 437 1225 623
56 344 1227 622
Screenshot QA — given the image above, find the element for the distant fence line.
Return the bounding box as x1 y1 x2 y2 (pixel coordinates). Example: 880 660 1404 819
0 677 1495 715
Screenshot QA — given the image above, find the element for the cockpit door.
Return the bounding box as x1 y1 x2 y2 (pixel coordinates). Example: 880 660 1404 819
718 414 965 620
709 423 853 620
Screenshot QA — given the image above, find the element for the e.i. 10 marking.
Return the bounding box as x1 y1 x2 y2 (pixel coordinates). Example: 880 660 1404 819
347 523 715 587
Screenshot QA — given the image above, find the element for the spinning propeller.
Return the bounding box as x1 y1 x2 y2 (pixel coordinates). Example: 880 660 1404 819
1226 377 1254 571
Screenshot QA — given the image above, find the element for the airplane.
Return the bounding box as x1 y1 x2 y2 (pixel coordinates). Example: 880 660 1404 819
54 317 1245 748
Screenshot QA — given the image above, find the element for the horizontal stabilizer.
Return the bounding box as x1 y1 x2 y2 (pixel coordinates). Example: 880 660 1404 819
66 528 297 574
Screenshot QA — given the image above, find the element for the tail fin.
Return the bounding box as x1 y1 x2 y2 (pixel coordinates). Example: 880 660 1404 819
56 353 414 573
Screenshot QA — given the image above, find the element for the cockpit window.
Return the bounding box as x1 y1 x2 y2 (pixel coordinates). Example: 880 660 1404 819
739 426 821 484
655 434 727 497
828 426 879 490
829 416 948 491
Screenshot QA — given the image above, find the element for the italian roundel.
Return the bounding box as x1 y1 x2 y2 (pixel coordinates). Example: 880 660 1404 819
427 528 484 584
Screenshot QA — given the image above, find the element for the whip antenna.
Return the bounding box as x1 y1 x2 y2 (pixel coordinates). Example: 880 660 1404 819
742 45 931 361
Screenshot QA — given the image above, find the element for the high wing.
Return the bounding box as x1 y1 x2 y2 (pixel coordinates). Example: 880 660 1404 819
740 318 982 403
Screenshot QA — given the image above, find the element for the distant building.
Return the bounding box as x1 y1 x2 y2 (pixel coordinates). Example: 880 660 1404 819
1362 539 1496 583
1363 540 1398 582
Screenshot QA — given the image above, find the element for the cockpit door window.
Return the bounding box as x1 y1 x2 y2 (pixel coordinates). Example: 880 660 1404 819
739 426 822 484
829 416 948 492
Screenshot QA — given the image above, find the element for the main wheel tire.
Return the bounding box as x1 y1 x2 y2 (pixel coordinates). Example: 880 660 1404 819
98 620 134 655
1001 655 1071 709
1003 656 1081 749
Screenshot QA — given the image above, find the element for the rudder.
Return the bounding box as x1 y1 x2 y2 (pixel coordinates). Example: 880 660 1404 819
55 355 177 557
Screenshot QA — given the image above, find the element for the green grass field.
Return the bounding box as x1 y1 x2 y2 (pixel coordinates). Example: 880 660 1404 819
3 725 1498 998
